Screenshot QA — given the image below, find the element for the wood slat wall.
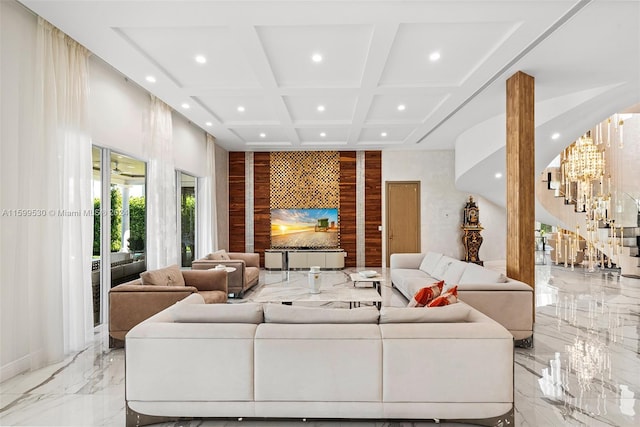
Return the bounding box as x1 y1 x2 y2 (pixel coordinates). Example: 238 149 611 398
227 150 382 269
253 153 271 266
365 151 382 266
339 151 357 267
228 152 245 252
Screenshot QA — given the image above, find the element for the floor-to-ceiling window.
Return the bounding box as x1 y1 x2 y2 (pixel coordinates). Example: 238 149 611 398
179 172 196 267
91 147 147 326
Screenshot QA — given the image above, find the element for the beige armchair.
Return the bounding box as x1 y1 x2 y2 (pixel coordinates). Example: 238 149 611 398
109 265 227 347
192 250 260 298
548 238 586 265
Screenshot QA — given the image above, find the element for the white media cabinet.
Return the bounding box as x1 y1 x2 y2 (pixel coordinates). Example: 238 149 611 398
265 249 345 270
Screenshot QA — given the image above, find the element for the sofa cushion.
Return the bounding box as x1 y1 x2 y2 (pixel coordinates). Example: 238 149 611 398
379 303 471 323
442 260 467 287
173 302 264 323
208 250 231 261
431 255 457 280
264 304 379 324
458 262 507 284
418 252 443 276
407 281 444 307
140 264 185 287
427 285 458 307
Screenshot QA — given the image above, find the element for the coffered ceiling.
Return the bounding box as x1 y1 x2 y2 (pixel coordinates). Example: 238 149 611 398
18 0 638 154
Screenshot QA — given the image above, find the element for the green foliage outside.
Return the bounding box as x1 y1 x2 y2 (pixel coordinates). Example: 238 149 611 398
92 187 123 255
181 193 196 265
128 196 146 252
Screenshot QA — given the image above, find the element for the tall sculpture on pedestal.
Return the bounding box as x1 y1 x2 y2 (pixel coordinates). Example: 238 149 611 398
462 196 484 266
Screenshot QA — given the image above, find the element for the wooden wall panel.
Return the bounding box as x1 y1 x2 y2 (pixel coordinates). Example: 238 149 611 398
228 152 245 252
340 152 357 267
253 152 271 266
365 151 382 266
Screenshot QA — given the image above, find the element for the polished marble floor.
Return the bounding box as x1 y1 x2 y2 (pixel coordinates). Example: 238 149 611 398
1 262 638 426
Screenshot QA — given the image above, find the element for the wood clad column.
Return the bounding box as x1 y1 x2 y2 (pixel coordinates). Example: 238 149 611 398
365 151 382 266
253 153 270 266
228 152 245 252
340 152 357 267
506 71 535 297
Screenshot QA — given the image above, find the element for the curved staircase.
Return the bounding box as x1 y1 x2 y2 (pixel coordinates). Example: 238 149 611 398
537 167 640 277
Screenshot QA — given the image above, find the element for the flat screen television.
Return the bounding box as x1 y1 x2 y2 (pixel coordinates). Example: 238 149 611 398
270 208 339 249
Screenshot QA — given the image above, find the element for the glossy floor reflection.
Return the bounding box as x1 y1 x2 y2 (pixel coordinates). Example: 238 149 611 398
0 263 638 426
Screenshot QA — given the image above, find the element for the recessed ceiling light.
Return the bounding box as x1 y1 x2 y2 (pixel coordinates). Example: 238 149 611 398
311 53 323 63
429 51 441 62
317 105 325 112
181 103 190 109
259 133 266 138
495 172 503 179
551 132 560 140
145 75 156 83
195 55 207 64
320 132 326 137
205 122 212 127
237 106 245 113
381 132 388 137
397 104 406 111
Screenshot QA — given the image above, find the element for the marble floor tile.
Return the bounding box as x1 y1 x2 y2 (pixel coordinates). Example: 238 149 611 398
1 262 638 426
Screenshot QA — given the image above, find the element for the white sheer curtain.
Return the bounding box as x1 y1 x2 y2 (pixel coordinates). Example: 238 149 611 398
196 134 219 257
18 18 94 369
145 96 178 270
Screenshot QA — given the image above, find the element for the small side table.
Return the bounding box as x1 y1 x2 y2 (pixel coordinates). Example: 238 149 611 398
349 273 384 296
208 266 237 273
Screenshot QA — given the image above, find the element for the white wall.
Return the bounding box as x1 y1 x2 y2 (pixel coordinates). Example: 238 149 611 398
173 113 207 177
215 144 229 250
382 150 507 265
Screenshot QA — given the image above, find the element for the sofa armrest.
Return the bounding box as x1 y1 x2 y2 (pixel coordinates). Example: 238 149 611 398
182 269 228 293
229 252 259 268
389 253 425 269
110 283 199 293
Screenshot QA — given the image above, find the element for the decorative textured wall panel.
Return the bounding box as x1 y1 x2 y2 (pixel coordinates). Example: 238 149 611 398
270 151 340 208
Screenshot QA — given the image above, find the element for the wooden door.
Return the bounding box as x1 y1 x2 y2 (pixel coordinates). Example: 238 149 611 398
386 181 420 266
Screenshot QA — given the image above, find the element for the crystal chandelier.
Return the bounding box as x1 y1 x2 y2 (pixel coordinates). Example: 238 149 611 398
559 115 624 271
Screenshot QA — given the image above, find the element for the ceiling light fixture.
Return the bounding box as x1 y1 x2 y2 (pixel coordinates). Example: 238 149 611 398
320 132 326 137
311 53 323 63
381 132 387 137
237 106 245 112
195 55 207 64
317 105 325 112
259 133 266 138
397 104 406 111
495 172 503 179
145 75 156 83
181 103 190 109
552 132 560 140
205 122 212 127
429 51 441 61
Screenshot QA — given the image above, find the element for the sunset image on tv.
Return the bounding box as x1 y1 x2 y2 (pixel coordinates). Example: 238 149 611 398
270 208 339 248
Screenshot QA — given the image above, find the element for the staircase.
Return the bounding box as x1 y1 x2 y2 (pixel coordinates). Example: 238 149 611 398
537 167 640 277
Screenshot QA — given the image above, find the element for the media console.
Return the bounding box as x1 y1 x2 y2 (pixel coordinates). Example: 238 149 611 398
265 249 345 270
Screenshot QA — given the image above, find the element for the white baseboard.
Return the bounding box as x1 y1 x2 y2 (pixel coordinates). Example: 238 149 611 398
0 354 31 383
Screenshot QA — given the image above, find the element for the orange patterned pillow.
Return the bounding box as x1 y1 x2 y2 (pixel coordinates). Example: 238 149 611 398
408 281 445 307
427 285 458 307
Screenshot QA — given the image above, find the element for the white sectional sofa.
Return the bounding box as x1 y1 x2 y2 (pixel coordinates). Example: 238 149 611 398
125 294 514 426
390 252 534 345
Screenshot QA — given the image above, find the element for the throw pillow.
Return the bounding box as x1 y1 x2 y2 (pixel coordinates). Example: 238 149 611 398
208 250 231 261
140 264 185 287
427 285 458 307
407 280 444 307
418 252 443 275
